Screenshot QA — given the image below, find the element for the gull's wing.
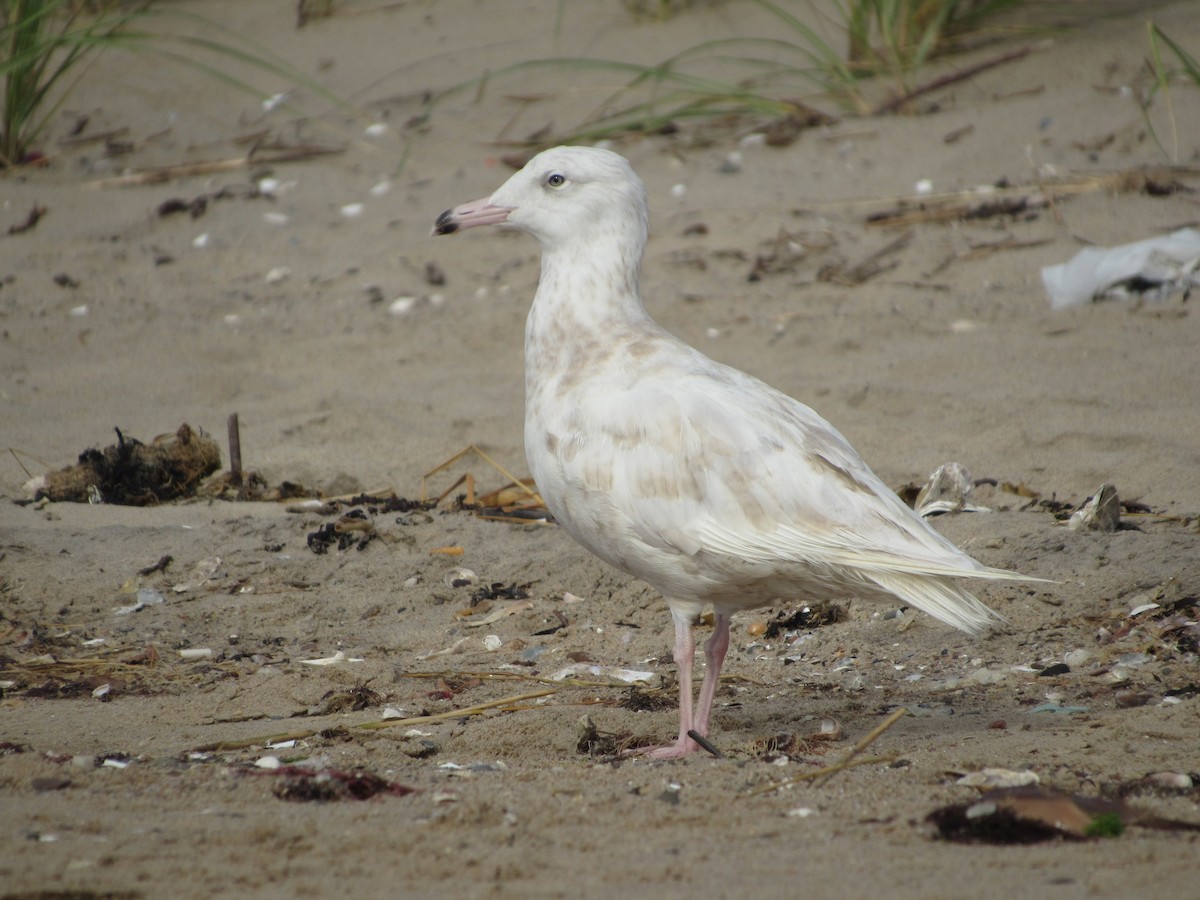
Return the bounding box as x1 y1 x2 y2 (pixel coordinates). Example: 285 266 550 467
546 350 1029 630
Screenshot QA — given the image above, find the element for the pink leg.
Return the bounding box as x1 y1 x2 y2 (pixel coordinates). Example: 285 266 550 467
638 612 700 759
692 612 730 739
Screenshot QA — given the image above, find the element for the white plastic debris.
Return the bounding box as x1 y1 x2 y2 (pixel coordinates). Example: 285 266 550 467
262 92 289 113
178 648 214 660
69 305 89 318
340 203 364 219
192 233 209 249
1041 227 1200 309
914 178 933 195
255 755 282 769
364 122 388 138
114 588 165 616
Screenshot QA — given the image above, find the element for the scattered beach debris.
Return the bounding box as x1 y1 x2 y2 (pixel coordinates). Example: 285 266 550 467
262 765 417 802
928 785 1200 843
1042 227 1200 309
24 424 220 505
421 444 549 523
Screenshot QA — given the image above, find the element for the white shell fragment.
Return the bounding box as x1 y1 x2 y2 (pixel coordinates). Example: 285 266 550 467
172 557 222 593
547 663 657 685
463 600 533 628
299 650 364 666
340 203 364 219
1068 484 1120 532
914 462 990 517
957 768 1040 788
1042 227 1200 309
482 634 503 651
265 266 290 284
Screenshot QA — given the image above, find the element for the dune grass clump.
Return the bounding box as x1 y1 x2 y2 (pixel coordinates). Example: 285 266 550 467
1 0 326 167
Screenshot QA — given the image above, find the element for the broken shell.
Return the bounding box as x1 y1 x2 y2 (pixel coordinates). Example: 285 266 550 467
1068 484 1120 532
340 203 364 219
957 768 1040 788
914 462 989 516
746 621 768 637
443 567 477 588
483 634 502 651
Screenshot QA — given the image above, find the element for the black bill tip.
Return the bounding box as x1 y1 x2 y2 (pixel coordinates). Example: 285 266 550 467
432 208 458 236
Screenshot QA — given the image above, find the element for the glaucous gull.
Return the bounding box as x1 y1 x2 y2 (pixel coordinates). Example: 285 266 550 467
434 146 1038 758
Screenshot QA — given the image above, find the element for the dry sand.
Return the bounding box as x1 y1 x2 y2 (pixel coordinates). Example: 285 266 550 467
2 1 1199 897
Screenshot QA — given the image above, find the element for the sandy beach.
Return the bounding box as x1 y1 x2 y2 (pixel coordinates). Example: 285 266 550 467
2 1 1199 896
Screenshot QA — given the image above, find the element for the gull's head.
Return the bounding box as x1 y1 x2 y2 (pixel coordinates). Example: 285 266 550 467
433 146 648 250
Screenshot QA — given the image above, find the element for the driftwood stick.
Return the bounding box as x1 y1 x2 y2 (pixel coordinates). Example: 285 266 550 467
227 413 243 487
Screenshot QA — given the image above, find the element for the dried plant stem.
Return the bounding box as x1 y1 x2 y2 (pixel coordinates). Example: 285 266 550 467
357 689 556 730
744 706 909 796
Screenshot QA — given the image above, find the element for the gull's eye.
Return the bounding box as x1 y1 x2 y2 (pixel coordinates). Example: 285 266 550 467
546 172 566 188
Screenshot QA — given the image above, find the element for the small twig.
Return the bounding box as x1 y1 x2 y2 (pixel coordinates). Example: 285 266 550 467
743 707 909 797
227 413 242 488
420 444 538 504
137 555 173 577
7 205 47 235
357 689 556 730
873 46 1035 116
